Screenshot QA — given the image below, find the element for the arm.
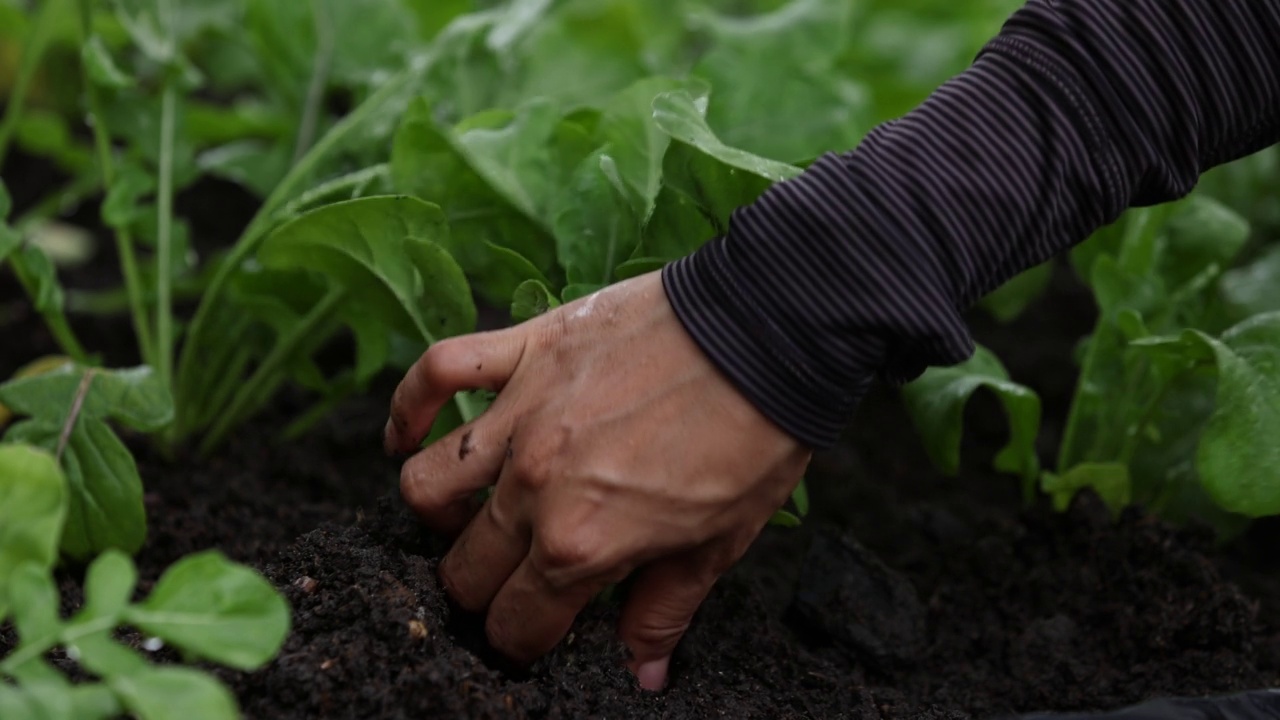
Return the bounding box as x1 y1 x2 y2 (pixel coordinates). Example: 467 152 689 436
387 0 1280 693
665 0 1280 448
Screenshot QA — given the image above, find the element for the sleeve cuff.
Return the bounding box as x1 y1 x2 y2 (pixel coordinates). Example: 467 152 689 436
662 236 877 449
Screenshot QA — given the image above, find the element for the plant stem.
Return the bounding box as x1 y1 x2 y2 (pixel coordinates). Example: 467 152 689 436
198 288 346 456
153 0 179 389
76 0 155 368
0 0 62 167
293 0 335 166
173 70 416 433
155 85 177 387
274 164 388 220
9 252 88 363
57 369 96 461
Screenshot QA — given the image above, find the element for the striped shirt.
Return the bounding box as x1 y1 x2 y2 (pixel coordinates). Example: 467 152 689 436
663 0 1280 449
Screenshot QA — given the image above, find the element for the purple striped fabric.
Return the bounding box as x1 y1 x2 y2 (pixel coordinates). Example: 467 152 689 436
663 0 1280 449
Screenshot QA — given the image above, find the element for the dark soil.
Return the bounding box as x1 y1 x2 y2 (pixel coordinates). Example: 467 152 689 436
4 150 1280 718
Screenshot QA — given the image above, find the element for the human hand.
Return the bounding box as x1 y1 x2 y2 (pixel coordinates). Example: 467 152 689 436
385 270 810 691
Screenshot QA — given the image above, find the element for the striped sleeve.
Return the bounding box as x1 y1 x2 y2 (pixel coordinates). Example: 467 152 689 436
662 0 1280 449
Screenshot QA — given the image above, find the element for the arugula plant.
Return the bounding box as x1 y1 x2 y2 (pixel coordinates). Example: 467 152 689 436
0 443 290 720
0 0 458 454
5 0 1272 541
903 191 1280 535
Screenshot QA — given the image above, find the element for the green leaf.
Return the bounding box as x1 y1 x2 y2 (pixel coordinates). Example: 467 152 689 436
1040 463 1131 516
68 686 122 720
1217 245 1280 323
652 91 803 184
511 279 561 323
65 627 150 680
614 257 665 281
125 550 290 670
1161 194 1251 290
0 444 66 617
792 478 810 517
8 561 61 643
595 76 708 222
0 678 74 720
390 98 556 302
403 235 480 341
692 0 869 162
768 509 802 528
979 261 1054 323
0 686 48 720
553 148 639 285
257 196 476 345
13 245 65 314
1132 313 1280 517
0 364 175 433
78 550 138 622
102 163 156 230
902 346 1041 483
562 284 601 303
82 36 135 89
484 242 553 293
0 177 10 218
451 98 594 225
111 667 238 720
5 417 147 560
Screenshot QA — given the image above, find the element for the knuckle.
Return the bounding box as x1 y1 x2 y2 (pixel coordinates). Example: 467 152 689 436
508 442 559 493
511 459 552 493
628 615 690 651
419 340 460 382
536 528 599 576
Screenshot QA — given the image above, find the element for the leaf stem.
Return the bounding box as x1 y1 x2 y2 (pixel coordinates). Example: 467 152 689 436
76 0 154 367
293 0 335 166
173 70 417 434
57 369 97 461
9 252 89 363
155 84 177 388
198 287 346 456
153 0 180 391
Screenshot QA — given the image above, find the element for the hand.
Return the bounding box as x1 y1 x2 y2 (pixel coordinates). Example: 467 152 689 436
385 270 810 691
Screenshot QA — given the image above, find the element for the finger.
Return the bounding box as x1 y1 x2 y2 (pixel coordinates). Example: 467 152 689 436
385 330 524 455
484 554 619 667
617 548 728 691
437 476 529 613
400 418 513 536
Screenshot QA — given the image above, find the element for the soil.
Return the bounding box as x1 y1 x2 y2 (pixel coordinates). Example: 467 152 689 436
4 147 1280 719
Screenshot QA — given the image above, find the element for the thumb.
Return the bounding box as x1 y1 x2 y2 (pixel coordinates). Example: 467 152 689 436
385 328 524 455
617 551 724 692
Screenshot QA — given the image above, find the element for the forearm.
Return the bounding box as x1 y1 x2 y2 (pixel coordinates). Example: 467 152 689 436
664 0 1280 448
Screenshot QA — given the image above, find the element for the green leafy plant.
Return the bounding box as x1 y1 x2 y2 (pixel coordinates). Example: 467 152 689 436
0 362 172 560
0 443 290 720
904 190 1280 536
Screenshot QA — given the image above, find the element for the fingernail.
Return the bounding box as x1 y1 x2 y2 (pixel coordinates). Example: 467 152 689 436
635 657 669 692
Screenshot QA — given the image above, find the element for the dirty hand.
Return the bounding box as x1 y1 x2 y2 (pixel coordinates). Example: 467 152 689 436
384 270 810 691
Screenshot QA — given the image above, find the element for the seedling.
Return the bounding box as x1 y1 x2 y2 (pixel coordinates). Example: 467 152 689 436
0 443 289 720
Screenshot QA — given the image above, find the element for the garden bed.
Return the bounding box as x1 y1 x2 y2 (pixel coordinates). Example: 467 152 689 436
4 170 1280 717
